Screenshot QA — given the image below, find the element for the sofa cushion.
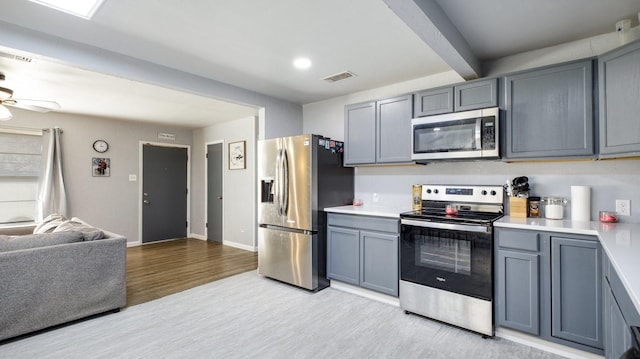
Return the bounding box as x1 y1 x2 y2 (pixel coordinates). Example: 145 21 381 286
33 214 68 234
53 218 104 241
0 231 84 252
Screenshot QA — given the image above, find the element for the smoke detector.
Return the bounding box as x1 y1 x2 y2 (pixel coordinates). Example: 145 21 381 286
322 71 356 83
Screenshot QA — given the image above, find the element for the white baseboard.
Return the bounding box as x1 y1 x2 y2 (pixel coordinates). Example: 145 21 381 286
189 233 207 240
495 328 604 359
127 240 142 247
222 240 257 252
329 280 400 307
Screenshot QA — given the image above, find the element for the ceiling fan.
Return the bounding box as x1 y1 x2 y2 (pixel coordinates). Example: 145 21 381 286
0 72 61 121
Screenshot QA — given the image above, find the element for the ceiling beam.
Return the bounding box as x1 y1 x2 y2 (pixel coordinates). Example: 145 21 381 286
383 0 481 80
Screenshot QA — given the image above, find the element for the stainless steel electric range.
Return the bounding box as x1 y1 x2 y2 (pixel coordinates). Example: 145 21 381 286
399 184 504 337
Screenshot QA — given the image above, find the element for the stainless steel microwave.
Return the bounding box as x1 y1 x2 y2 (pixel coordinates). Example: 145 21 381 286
411 107 499 162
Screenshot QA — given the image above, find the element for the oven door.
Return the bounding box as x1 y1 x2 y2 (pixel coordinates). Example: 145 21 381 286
400 219 493 301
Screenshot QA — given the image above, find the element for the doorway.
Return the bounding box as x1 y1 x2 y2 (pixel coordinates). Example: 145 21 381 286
141 143 189 243
206 141 223 242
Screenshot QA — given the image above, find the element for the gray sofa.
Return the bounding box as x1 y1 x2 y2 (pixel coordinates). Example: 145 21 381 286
0 221 126 342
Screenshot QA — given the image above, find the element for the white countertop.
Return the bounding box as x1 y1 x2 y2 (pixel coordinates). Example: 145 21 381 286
324 205 411 219
496 217 640 316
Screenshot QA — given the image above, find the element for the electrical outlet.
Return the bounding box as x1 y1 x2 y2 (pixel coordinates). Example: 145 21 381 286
616 199 631 216
372 193 379 203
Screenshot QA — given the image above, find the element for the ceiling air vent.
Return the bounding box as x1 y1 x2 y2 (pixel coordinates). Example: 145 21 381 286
322 71 356 83
0 51 33 63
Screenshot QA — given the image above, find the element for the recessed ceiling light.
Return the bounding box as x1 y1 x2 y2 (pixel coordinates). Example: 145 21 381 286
29 0 105 19
293 57 312 70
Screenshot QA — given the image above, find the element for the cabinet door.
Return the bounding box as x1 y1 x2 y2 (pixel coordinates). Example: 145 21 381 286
344 102 376 165
413 87 453 116
599 41 640 157
454 78 498 112
551 236 602 349
604 284 633 359
376 94 413 164
504 60 594 159
327 226 360 285
360 231 399 296
497 249 540 335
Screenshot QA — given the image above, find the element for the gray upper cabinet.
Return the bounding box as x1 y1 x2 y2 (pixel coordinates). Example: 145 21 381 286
376 95 413 163
454 78 498 112
414 87 453 116
344 94 413 166
344 101 376 165
413 78 497 117
598 40 640 158
504 60 595 160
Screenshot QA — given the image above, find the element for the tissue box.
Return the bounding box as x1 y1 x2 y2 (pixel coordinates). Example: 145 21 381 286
509 197 529 218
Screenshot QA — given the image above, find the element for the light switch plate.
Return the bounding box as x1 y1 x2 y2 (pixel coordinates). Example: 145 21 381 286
129 174 137 182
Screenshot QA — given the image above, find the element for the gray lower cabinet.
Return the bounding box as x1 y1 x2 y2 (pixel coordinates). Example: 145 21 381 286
598 40 640 158
503 59 595 160
497 249 540 335
495 228 603 354
550 236 602 349
603 251 640 358
344 94 413 166
327 213 399 296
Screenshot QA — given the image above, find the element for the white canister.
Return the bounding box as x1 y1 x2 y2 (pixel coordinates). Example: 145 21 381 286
542 197 568 219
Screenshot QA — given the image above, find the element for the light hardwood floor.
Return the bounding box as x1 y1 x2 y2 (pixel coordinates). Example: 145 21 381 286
125 238 257 307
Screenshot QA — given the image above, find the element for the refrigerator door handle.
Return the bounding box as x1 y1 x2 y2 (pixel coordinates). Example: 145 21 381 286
282 147 289 216
275 147 284 216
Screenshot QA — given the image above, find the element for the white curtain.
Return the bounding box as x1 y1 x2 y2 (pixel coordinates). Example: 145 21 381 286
36 127 67 222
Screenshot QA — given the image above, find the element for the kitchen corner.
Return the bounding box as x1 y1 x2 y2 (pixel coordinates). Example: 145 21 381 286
495 216 640 317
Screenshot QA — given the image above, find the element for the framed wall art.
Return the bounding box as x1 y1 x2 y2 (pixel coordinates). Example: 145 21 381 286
92 157 110 177
228 141 246 170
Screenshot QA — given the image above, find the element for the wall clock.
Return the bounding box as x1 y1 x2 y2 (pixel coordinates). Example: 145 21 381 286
92 140 109 153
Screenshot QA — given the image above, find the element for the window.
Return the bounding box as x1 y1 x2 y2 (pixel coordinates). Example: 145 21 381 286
0 128 42 225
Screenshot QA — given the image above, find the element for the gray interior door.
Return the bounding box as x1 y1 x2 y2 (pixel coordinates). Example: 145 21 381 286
142 144 188 243
207 143 223 242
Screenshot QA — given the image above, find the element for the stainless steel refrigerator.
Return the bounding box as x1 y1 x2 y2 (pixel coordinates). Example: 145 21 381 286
258 134 353 291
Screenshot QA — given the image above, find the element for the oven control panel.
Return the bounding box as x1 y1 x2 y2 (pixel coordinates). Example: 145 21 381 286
421 185 503 204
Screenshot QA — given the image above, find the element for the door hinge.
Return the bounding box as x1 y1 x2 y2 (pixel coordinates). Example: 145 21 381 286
186 188 189 195
206 222 208 228
206 153 208 158
186 221 188 228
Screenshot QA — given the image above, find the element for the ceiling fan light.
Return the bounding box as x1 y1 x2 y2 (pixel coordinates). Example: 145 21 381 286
0 105 13 121
0 86 13 101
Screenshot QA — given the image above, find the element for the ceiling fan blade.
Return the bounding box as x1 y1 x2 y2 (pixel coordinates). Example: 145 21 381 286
5 98 61 113
0 104 13 121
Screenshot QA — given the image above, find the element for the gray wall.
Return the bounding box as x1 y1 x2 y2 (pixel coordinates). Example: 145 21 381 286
192 117 257 251
303 30 640 223
3 108 193 242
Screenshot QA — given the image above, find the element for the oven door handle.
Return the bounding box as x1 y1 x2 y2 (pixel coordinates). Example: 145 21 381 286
401 219 491 233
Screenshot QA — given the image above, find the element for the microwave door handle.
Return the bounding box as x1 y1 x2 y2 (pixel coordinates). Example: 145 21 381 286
475 118 482 150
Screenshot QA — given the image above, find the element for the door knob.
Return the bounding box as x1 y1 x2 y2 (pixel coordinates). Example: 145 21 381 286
217 195 223 200
143 200 150 204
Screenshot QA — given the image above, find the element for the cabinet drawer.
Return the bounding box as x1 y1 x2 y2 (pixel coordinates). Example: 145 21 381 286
496 228 539 252
328 213 398 234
